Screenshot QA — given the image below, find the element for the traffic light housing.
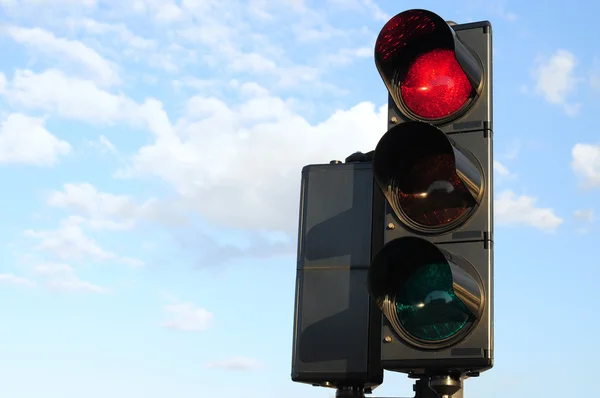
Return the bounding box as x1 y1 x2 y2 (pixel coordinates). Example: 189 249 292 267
368 9 494 377
290 8 494 394
290 163 383 391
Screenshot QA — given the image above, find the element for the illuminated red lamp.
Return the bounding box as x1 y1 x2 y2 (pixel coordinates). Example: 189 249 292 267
401 49 473 120
374 9 483 124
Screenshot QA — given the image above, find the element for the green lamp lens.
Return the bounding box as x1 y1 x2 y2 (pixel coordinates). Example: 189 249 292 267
395 262 473 342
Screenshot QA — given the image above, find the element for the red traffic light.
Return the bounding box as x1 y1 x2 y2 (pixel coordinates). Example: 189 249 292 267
372 121 483 234
374 9 483 124
401 49 472 119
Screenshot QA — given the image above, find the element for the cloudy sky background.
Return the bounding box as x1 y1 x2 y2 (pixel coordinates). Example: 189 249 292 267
0 0 599 397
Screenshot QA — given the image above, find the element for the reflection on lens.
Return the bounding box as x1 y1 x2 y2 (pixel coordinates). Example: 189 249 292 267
396 153 474 227
395 262 473 342
427 180 455 195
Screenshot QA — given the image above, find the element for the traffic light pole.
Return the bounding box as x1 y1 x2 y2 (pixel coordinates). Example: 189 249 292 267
335 377 464 398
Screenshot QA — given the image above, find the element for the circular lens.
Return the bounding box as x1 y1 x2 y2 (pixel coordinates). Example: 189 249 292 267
396 153 475 228
400 49 472 120
395 262 473 342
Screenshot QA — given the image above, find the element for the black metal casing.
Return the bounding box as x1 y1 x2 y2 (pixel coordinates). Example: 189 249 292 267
290 12 495 390
375 20 494 376
291 163 383 390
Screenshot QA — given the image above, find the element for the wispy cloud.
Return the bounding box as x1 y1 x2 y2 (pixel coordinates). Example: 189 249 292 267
0 113 71 166
162 301 214 332
4 25 120 86
572 143 600 188
573 209 594 223
495 190 563 232
0 273 35 287
205 357 264 371
33 262 108 294
531 49 582 116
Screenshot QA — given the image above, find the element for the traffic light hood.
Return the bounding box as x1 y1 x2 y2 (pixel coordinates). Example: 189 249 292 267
375 9 484 123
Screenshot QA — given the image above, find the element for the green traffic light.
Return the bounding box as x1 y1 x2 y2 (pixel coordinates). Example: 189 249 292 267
395 262 474 342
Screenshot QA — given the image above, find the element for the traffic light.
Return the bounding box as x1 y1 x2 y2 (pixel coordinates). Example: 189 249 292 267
367 8 494 383
290 8 493 396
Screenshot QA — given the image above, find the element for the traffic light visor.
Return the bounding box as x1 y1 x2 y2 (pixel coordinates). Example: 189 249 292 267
368 237 484 348
373 121 483 233
374 9 483 123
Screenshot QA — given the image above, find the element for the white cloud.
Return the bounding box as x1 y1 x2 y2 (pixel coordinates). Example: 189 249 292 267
532 50 581 116
120 257 145 267
92 135 117 154
5 69 138 123
248 0 307 18
25 216 116 261
173 0 249 60
573 209 594 223
4 26 119 86
4 69 177 139
25 216 145 266
0 273 35 287
327 0 388 21
127 0 183 22
288 8 367 45
572 143 600 188
0 113 71 166
292 22 346 42
275 65 321 89
361 0 389 21
67 18 193 72
321 47 372 67
33 262 107 294
172 77 220 92
162 302 213 332
48 183 138 230
169 1 343 92
493 160 510 176
493 160 517 181
589 57 600 91
155 1 183 22
229 52 277 74
48 183 186 231
5 69 182 145
70 18 155 50
226 53 324 89
495 190 563 232
487 3 518 22
592 67 600 91
0 72 6 93
238 81 270 97
2 0 97 6
205 357 264 371
119 86 387 234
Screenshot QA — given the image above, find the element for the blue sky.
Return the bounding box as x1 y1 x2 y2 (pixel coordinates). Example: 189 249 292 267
0 0 598 397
